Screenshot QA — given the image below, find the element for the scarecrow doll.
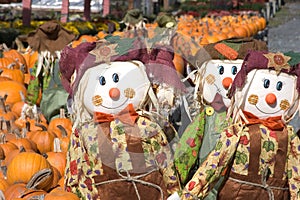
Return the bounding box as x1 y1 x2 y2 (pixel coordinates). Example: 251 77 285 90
25 20 75 121
179 51 300 200
59 37 180 200
174 37 267 189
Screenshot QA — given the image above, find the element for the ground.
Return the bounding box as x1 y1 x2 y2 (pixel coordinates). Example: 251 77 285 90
268 0 300 53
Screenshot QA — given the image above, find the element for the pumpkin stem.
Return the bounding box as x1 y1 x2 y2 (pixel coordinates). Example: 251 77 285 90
53 137 62 153
0 133 6 144
0 96 7 113
56 125 68 138
59 108 66 119
25 121 31 132
34 123 47 131
21 127 28 138
6 63 17 70
0 165 6 179
0 186 4 200
26 168 53 190
5 120 11 133
13 128 22 139
19 91 25 102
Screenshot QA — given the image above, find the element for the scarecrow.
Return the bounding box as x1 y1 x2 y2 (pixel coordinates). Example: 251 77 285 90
120 9 147 38
173 38 268 199
59 37 180 200
25 20 76 121
179 51 300 199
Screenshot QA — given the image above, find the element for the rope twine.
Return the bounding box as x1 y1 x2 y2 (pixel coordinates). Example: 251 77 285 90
95 168 164 200
229 168 288 200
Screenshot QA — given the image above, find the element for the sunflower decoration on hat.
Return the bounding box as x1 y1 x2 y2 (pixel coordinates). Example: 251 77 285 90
59 36 181 200
179 50 300 200
173 37 268 196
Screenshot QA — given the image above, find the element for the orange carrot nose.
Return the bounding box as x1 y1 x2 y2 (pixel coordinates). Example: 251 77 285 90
109 88 120 100
222 77 233 89
265 93 277 105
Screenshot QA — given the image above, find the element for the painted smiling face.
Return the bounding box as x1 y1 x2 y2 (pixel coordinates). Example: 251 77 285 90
202 59 243 107
241 69 297 119
82 60 150 114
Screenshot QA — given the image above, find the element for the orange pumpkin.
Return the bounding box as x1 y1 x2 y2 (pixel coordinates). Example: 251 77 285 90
0 67 24 84
0 177 9 192
0 80 27 105
6 152 52 185
48 109 72 138
44 187 80 200
44 138 67 177
28 124 55 154
0 56 20 69
3 49 27 72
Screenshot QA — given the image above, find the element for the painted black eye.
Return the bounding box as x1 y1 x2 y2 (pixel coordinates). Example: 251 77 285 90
218 66 224 75
276 81 283 91
263 79 270 88
231 66 237 75
99 76 106 85
112 73 119 83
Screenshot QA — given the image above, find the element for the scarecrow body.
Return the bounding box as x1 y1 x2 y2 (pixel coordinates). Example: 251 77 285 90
174 59 243 199
181 51 300 200
25 21 75 120
62 54 180 199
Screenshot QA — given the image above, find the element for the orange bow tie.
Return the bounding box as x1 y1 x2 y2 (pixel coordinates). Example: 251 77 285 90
94 104 139 126
243 111 284 130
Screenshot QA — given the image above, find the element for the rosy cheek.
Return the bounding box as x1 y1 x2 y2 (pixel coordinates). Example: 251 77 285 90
92 95 103 106
124 88 135 99
280 99 290 110
248 94 258 105
205 74 215 85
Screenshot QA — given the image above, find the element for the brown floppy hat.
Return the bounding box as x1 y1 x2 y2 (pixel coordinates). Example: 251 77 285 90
27 20 76 55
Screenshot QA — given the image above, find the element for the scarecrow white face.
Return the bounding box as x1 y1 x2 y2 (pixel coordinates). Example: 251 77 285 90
241 69 297 119
82 61 150 114
202 59 243 107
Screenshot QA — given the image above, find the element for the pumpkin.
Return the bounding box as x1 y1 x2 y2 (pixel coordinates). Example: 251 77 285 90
4 182 47 200
3 49 27 72
0 145 5 160
56 125 70 153
173 53 185 76
48 166 62 190
28 124 55 154
0 80 27 105
0 134 18 157
0 177 9 192
11 93 26 118
6 152 52 185
0 67 24 84
48 108 72 138
3 147 28 166
44 138 67 177
8 129 38 152
26 168 54 192
44 187 80 200
0 56 20 69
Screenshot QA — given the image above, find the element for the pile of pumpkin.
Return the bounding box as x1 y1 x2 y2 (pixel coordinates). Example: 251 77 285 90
175 13 267 45
0 46 79 199
95 13 267 46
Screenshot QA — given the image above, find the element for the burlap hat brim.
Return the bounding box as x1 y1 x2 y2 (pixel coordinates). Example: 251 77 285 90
27 20 76 55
